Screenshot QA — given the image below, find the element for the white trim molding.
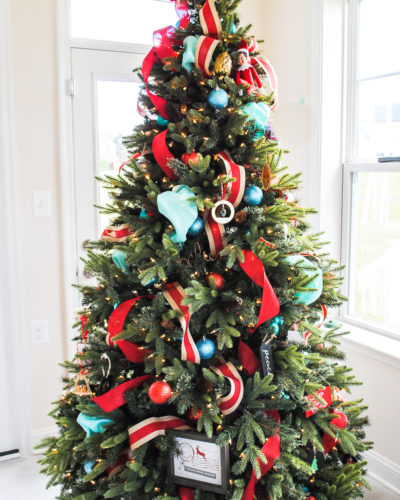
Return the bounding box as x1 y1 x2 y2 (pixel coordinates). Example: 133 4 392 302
366 450 400 496
0 0 30 456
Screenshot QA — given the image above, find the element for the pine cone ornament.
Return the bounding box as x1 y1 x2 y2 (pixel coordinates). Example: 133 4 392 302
195 376 213 394
234 210 247 225
161 319 175 330
214 51 233 75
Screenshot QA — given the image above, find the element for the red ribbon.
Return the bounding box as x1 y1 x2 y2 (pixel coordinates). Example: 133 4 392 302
92 375 153 412
195 35 221 76
238 340 260 376
128 416 190 451
152 130 177 180
305 386 332 418
322 410 348 453
239 249 280 333
199 0 222 40
106 297 153 363
179 487 195 500
142 25 179 120
242 410 281 500
212 361 244 415
171 0 190 29
163 283 201 364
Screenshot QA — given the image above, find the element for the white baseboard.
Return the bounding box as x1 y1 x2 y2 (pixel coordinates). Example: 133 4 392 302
366 449 400 495
31 425 58 455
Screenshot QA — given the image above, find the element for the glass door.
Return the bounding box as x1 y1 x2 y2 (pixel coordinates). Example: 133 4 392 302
71 48 144 284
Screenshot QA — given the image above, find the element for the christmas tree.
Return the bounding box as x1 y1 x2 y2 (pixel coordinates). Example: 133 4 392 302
39 1 372 499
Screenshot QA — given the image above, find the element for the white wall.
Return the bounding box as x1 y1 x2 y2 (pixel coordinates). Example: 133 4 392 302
10 0 66 441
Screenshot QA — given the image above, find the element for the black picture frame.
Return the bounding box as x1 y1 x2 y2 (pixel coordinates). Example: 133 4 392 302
168 430 230 494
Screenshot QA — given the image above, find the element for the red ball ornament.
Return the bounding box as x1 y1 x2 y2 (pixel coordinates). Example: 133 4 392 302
308 497 316 500
148 381 172 404
181 152 199 165
205 272 225 290
331 410 348 429
187 407 202 422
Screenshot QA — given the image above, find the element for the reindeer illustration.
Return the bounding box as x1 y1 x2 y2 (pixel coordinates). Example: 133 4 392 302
195 446 206 460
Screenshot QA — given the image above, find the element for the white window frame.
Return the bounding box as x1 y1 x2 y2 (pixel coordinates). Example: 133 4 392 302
340 0 400 340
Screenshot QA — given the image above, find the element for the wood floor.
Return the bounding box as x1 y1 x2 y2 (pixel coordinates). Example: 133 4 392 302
0 455 398 499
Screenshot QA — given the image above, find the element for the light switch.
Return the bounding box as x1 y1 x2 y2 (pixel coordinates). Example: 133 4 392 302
31 319 50 345
33 191 51 216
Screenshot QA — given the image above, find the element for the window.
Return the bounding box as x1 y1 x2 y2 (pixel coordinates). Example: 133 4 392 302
70 0 177 45
342 0 400 338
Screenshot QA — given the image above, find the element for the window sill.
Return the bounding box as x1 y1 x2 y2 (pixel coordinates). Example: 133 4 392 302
339 321 400 369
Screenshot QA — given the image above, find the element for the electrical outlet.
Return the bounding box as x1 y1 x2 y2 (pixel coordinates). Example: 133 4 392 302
33 191 52 216
31 319 49 345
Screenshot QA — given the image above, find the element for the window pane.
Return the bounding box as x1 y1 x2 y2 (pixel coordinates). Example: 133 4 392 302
96 80 142 229
359 0 400 79
70 0 177 45
349 171 400 334
357 75 400 159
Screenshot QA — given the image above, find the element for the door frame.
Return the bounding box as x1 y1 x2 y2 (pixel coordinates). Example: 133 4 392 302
0 0 30 456
56 0 151 359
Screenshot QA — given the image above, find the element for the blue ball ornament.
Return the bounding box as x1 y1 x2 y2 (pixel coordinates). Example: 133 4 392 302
243 185 263 206
208 88 229 109
157 115 170 128
196 338 216 360
84 461 95 474
187 217 204 236
275 315 284 326
145 277 158 287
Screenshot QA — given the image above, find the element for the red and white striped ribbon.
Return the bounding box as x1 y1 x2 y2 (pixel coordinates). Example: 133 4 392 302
195 35 221 76
217 150 246 208
199 0 222 40
152 129 177 180
102 224 132 242
305 386 332 418
251 56 279 110
163 283 201 364
212 361 244 415
203 209 226 257
107 449 130 477
128 416 190 451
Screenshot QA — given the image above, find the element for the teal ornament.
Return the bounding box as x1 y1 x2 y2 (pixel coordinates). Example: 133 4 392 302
113 301 120 310
230 22 237 34
270 322 280 335
157 115 170 128
284 255 323 306
208 88 229 109
281 390 290 400
140 209 149 219
187 217 204 236
272 315 284 326
111 249 127 273
325 320 342 329
243 185 263 206
241 102 271 140
84 461 95 474
196 338 216 360
182 35 199 73
77 412 114 437
157 185 198 243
